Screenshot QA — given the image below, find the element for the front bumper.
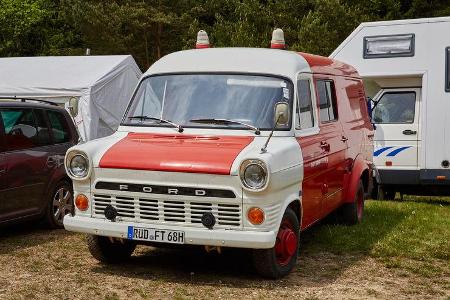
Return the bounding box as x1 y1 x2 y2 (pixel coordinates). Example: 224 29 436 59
64 215 276 249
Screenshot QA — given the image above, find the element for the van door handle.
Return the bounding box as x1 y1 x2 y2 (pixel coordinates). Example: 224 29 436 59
0 168 5 175
341 136 348 142
402 130 417 135
320 141 330 151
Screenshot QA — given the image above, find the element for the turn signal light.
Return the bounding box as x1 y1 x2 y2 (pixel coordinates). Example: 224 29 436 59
75 194 89 211
247 207 265 225
436 175 446 181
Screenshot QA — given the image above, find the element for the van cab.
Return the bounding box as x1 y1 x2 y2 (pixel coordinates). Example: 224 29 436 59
64 31 373 278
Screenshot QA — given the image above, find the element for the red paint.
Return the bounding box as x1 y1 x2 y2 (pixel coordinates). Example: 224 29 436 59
298 52 359 77
297 71 373 230
99 133 254 175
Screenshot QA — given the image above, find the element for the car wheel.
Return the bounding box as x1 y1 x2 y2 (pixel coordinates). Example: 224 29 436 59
45 180 73 228
251 208 299 279
340 180 364 225
87 235 136 264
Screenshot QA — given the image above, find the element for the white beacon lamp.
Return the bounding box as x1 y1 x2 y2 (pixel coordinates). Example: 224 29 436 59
196 30 210 49
271 28 286 49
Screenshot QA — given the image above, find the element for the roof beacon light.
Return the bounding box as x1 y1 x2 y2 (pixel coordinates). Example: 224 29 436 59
271 28 286 49
196 30 210 49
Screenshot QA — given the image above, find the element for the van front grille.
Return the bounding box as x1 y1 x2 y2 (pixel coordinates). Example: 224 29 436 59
92 194 241 228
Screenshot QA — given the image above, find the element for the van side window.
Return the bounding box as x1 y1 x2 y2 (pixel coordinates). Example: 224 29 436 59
372 92 416 124
0 108 41 151
316 80 337 122
47 110 71 144
296 80 314 129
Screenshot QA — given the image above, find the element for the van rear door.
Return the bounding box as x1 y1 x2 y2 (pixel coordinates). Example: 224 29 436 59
372 88 421 168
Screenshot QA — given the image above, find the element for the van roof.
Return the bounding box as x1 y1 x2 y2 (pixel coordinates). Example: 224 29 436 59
144 48 358 79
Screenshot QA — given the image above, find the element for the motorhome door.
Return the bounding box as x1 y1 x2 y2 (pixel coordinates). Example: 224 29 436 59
372 88 421 168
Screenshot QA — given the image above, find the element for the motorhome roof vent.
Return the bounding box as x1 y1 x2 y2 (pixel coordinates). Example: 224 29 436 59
270 28 286 49
196 30 210 49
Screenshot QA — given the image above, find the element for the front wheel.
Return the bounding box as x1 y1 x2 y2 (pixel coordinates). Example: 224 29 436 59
45 180 73 228
87 235 136 264
252 208 299 279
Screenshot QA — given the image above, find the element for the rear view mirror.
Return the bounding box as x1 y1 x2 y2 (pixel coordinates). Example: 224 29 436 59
274 102 289 126
68 97 79 117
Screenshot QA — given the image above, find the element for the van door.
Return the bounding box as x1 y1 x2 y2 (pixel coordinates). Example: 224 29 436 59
372 88 420 169
314 78 347 216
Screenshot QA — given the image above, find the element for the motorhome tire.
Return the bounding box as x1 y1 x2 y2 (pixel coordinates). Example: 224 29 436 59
87 235 136 264
251 208 299 279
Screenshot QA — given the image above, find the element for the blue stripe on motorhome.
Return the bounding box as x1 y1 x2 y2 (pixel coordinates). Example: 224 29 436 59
386 146 412 157
374 146 394 157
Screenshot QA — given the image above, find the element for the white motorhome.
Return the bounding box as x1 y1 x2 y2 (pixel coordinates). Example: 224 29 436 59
331 17 450 199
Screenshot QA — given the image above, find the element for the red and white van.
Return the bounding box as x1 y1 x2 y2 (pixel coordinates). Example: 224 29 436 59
64 30 374 278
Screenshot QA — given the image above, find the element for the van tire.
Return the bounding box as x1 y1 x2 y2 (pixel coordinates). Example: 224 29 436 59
251 208 299 279
87 235 136 264
341 180 364 225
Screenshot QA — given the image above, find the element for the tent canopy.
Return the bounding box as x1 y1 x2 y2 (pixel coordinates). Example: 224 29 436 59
0 55 142 140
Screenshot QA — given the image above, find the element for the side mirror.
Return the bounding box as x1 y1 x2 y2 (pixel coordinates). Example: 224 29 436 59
274 102 289 126
68 97 79 117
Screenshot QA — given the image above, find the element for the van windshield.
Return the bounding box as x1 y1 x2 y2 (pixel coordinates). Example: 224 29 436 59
122 74 293 131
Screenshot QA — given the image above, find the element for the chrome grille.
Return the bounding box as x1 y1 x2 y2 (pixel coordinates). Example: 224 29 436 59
92 194 241 228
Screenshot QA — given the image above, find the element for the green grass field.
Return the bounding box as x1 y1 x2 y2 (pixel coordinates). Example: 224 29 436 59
302 197 450 278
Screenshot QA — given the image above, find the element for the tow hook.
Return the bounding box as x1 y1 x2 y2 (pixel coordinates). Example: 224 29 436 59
204 245 222 254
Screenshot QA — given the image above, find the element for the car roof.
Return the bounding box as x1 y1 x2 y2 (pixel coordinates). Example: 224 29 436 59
0 100 67 112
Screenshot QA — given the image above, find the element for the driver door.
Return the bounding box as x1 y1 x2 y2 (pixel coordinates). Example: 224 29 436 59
372 88 421 168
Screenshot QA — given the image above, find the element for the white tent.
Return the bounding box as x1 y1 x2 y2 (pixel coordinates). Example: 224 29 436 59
0 55 142 141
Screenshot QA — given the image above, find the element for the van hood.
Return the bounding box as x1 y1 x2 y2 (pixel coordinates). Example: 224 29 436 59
97 132 254 175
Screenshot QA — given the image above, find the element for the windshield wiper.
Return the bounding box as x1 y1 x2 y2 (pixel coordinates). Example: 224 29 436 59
189 118 260 135
128 115 184 133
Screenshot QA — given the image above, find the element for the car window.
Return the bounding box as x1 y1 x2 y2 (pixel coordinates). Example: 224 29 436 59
34 110 51 146
316 80 338 122
296 79 314 129
0 108 41 151
47 110 70 143
373 92 416 124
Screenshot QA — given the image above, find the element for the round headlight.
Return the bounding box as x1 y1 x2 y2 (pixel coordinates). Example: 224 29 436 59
240 160 268 190
68 153 89 178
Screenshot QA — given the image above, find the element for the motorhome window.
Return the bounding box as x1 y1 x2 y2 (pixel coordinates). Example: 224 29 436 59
446 47 450 92
296 79 314 129
317 80 337 122
123 74 293 131
0 108 42 151
364 34 415 58
372 92 416 124
47 110 71 144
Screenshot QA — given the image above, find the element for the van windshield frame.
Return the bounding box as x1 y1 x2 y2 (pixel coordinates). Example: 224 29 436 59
121 73 294 132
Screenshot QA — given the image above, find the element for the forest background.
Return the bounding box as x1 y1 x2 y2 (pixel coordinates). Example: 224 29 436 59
1 0 449 70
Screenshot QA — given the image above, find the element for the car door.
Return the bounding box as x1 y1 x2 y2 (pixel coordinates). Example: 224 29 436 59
371 88 420 169
0 107 53 220
295 74 324 228
314 77 347 216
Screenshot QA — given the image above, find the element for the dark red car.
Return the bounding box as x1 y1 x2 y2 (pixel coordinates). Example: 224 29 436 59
0 99 78 227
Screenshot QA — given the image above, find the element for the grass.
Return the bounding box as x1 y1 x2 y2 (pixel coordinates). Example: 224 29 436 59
302 198 450 276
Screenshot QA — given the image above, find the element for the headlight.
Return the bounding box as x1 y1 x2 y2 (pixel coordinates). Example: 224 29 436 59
66 152 89 179
240 159 268 190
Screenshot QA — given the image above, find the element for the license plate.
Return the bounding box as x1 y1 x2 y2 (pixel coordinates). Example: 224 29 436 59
127 226 185 244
